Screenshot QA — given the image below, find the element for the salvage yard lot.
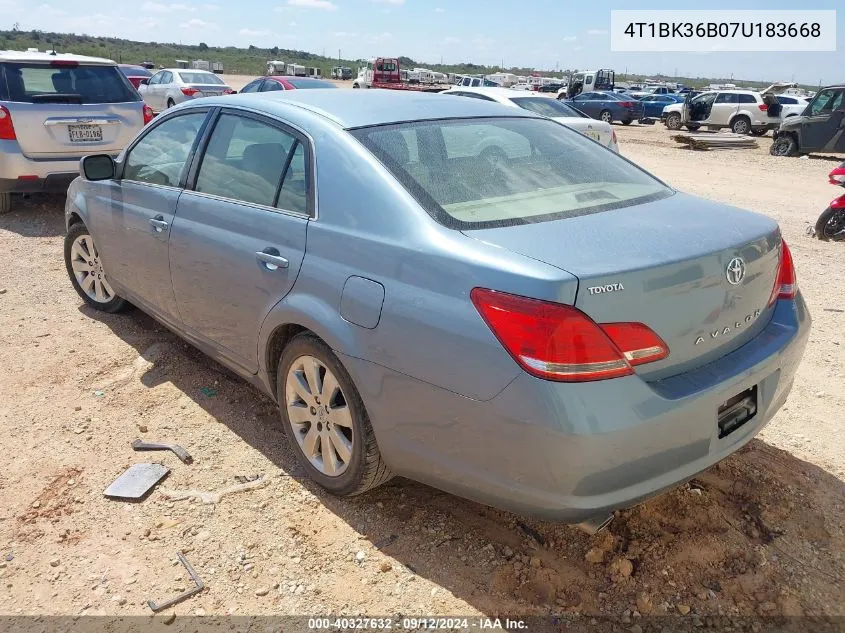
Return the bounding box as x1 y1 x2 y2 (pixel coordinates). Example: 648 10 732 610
0 122 843 621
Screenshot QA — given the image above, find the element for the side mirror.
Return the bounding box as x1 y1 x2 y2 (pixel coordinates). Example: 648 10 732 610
81 154 115 181
140 78 150 85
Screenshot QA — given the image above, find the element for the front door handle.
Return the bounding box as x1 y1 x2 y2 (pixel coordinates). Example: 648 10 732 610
149 215 169 232
256 249 289 271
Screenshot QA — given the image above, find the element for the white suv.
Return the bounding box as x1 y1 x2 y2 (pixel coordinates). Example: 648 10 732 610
0 50 151 213
663 83 796 135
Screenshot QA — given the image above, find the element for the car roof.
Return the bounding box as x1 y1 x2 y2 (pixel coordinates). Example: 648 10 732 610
0 50 116 65
196 89 539 129
162 68 214 73
444 86 524 98
266 76 328 82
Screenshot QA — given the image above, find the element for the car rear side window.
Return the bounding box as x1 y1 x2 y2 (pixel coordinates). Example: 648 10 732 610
737 94 757 104
352 117 671 230
0 62 139 103
194 113 307 213
123 112 207 187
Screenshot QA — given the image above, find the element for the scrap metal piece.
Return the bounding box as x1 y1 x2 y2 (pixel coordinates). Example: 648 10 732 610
103 463 169 500
147 552 205 612
132 439 193 464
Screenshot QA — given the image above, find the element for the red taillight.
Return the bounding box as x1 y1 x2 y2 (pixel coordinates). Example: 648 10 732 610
142 104 154 125
181 87 199 96
470 288 669 382
222 88 234 95
611 129 618 145
828 166 845 184
768 240 797 305
0 105 16 140
758 104 768 111
619 101 634 107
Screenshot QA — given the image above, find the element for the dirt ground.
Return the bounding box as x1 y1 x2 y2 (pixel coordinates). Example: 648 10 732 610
0 117 844 628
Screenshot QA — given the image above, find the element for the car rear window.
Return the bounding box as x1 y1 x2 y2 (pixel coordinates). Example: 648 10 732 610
352 117 671 230
120 65 152 77
287 79 337 89
0 62 139 103
511 97 587 118
178 72 224 85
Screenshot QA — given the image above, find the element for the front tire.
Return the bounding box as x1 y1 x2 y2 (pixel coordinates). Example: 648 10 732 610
770 135 798 157
815 206 845 242
64 223 127 313
665 112 682 130
278 333 393 496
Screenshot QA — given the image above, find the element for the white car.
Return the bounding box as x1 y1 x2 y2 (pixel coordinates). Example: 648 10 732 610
776 95 809 119
663 83 797 135
441 87 619 152
138 68 234 113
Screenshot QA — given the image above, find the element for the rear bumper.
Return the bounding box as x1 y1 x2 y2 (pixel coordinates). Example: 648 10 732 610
0 143 82 193
345 294 810 523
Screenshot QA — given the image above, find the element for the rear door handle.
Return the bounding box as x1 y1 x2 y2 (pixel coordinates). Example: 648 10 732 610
256 249 289 271
149 215 169 232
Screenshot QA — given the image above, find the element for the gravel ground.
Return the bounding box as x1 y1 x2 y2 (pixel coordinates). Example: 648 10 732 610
0 120 843 626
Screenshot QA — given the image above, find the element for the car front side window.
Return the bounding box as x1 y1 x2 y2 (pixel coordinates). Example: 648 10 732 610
123 112 207 187
240 80 263 93
194 113 306 211
148 72 162 85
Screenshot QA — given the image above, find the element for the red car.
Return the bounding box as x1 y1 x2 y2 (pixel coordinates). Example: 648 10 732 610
239 76 337 92
118 64 153 89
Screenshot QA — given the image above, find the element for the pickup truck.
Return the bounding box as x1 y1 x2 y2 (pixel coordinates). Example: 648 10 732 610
353 58 446 92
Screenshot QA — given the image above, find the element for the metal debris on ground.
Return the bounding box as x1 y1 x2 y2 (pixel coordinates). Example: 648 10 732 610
104 463 170 500
147 552 205 612
671 132 759 151
158 474 269 505
199 386 218 398
516 520 546 545
132 439 193 464
234 474 261 484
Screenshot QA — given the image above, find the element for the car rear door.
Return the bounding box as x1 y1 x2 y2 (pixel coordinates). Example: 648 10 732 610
708 92 738 125
168 108 310 374
0 60 143 159
88 108 212 320
800 88 845 152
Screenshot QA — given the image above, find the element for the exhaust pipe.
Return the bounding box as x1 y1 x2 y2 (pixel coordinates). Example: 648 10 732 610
577 513 614 535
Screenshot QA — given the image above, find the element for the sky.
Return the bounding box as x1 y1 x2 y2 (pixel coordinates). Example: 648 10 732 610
4 0 843 85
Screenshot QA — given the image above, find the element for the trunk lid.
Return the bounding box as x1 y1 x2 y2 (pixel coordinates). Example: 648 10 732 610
187 83 230 97
463 193 781 380
553 117 614 149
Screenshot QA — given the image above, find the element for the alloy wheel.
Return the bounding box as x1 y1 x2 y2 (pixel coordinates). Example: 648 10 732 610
285 355 354 477
69 234 115 304
600 110 612 123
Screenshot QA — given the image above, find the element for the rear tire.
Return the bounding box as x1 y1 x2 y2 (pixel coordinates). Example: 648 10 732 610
621 119 632 125
665 112 682 130
770 135 798 157
750 128 767 136
815 206 845 242
731 116 751 135
0 192 11 214
599 110 612 124
166 99 175 109
277 333 393 497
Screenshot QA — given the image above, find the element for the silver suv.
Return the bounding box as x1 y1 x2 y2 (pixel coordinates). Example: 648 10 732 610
0 50 151 213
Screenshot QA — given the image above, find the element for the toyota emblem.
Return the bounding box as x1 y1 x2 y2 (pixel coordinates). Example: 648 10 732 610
726 257 746 285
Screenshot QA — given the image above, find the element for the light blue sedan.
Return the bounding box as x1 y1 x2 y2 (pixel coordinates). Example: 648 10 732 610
64 90 809 530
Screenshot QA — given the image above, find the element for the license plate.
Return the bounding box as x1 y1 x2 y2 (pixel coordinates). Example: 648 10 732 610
68 125 103 143
717 385 757 439
585 130 600 141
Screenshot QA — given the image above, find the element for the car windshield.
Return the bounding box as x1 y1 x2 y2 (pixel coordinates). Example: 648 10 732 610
352 117 671 230
287 79 337 89
0 62 139 103
178 72 224 85
511 97 587 118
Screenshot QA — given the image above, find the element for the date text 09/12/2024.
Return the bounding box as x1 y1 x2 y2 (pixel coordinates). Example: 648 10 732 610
307 617 528 630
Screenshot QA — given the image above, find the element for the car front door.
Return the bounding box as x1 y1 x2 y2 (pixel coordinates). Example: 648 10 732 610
89 109 212 321
168 109 310 373
572 93 599 118
801 88 845 152
708 92 738 125
143 71 163 110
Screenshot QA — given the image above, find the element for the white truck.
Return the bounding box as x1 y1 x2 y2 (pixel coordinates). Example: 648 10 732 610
266 60 286 75
286 63 306 77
